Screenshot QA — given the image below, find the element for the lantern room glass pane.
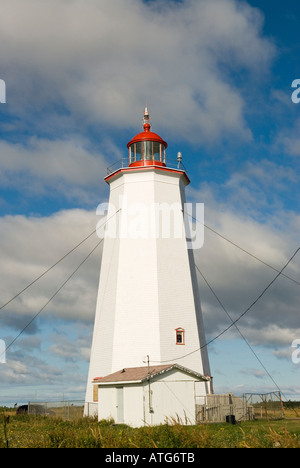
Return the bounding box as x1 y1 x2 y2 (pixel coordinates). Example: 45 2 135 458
153 142 160 160
129 142 166 163
135 142 143 161
144 141 152 160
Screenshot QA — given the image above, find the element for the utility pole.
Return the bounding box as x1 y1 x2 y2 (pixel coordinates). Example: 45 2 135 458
146 355 153 414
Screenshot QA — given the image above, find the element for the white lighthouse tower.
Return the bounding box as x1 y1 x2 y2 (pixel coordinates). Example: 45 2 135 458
85 109 211 417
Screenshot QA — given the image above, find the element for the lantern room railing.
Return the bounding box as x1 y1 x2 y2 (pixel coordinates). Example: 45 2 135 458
106 156 187 176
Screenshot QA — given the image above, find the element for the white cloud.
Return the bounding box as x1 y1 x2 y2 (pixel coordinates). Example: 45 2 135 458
49 333 91 362
240 368 267 379
0 199 299 354
0 0 275 143
224 160 297 210
244 326 300 349
275 117 300 157
0 209 101 328
192 189 300 350
0 137 109 203
0 199 298 400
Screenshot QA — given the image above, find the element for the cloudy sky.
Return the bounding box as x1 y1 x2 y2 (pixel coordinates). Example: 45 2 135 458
0 0 299 405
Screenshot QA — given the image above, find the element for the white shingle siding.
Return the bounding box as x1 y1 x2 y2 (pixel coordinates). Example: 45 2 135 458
85 167 211 412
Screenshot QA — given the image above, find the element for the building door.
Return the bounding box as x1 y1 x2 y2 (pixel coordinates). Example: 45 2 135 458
116 387 124 423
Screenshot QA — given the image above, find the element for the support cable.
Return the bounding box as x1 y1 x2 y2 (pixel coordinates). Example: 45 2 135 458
188 214 300 287
0 209 122 359
0 210 121 312
150 246 300 365
1 238 103 360
195 265 287 400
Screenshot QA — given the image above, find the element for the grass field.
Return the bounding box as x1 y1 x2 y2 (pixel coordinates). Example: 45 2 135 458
1 412 300 448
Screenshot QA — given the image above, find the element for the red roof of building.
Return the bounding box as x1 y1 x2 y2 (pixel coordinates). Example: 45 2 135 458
93 364 209 384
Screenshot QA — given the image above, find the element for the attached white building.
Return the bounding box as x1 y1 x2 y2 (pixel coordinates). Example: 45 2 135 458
93 364 210 427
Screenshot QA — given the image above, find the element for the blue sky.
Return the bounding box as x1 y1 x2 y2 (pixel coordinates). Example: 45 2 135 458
0 0 299 406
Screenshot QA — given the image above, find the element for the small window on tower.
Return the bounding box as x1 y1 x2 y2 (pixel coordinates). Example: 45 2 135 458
175 328 185 345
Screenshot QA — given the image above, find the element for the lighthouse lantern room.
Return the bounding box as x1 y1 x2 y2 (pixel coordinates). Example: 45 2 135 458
127 107 167 166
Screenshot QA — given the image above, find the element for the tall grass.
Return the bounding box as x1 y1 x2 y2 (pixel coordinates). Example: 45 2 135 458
1 413 299 448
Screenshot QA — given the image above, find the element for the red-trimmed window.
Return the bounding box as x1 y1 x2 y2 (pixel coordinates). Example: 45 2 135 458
175 328 185 345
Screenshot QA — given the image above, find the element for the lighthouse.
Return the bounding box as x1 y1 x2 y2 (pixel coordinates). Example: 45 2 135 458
84 109 212 419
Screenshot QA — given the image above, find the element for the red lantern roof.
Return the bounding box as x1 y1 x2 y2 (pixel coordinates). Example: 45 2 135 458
127 108 168 149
